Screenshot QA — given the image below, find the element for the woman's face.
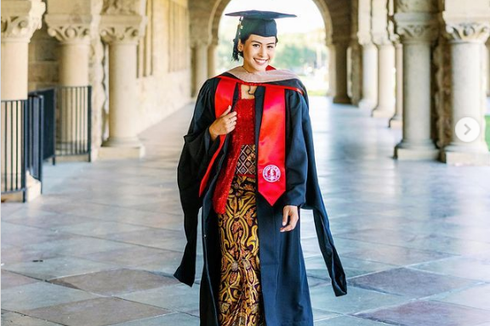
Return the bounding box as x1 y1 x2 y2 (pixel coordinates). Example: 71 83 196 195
238 34 276 73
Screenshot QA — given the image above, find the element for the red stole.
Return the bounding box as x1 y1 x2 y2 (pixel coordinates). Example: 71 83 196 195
199 72 303 206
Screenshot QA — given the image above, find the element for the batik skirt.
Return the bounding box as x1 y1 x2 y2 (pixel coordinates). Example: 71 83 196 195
217 174 265 326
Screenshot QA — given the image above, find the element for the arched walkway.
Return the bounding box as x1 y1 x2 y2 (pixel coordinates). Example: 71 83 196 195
3 98 490 325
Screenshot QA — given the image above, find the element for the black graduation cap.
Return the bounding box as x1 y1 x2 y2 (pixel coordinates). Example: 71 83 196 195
226 10 297 38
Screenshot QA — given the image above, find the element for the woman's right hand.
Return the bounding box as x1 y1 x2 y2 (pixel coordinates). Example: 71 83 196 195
209 106 237 141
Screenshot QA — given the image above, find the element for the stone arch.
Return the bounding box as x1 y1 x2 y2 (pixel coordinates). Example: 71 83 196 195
188 0 351 96
208 0 334 44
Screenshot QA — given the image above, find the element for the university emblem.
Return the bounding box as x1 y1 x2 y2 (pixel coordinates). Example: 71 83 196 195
263 164 281 182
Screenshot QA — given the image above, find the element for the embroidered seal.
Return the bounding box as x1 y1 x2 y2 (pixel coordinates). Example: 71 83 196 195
263 164 281 182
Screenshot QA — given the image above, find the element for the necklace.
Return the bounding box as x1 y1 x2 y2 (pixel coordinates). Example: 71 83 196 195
247 85 255 95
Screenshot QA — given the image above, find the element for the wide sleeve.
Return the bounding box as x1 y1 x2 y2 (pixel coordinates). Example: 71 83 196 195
174 78 218 287
281 90 308 207
299 92 348 297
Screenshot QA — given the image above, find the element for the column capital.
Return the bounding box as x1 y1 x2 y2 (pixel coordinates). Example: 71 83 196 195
357 33 373 46
1 0 46 43
372 34 394 46
100 14 146 45
45 15 99 44
394 12 439 44
190 38 210 49
394 0 438 14
443 22 490 43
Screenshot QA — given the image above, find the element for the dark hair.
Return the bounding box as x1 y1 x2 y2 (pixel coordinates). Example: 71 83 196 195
232 22 278 61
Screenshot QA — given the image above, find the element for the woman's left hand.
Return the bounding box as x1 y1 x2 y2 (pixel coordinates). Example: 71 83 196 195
281 205 299 232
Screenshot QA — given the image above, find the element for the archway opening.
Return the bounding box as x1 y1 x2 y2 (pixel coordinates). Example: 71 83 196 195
214 0 331 96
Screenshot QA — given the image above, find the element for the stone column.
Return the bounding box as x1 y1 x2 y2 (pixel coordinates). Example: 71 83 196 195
1 0 45 201
192 39 209 97
359 42 378 109
372 37 396 117
486 39 490 97
327 44 336 97
394 12 439 160
390 42 403 128
207 38 218 78
332 40 351 104
98 13 147 159
441 22 490 165
45 13 99 155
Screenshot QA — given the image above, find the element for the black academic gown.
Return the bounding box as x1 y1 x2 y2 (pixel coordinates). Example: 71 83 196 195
174 72 347 326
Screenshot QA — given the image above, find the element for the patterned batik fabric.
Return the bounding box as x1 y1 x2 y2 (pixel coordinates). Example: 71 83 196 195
217 175 265 326
235 144 256 175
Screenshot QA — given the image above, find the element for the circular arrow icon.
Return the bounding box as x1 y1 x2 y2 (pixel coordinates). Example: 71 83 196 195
455 117 480 143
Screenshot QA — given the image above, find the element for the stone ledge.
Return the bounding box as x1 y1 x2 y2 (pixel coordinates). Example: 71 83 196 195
441 151 490 166
97 145 145 160
395 147 440 160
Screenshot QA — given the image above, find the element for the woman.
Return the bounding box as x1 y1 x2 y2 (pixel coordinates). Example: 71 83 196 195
175 10 347 326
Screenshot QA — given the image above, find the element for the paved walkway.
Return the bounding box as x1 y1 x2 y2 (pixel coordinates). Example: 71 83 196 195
2 97 490 326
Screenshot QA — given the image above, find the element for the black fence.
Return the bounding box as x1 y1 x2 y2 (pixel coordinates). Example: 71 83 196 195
31 86 92 163
56 86 92 161
1 86 92 201
1 96 43 201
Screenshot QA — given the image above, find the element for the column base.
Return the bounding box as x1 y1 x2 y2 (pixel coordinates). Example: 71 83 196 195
372 106 395 118
394 140 439 160
1 174 42 203
441 151 490 165
98 145 145 160
359 98 377 110
441 142 490 165
333 95 351 104
389 118 403 129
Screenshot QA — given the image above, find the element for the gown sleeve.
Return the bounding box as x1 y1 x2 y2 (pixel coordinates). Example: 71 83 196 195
174 78 219 287
284 87 348 297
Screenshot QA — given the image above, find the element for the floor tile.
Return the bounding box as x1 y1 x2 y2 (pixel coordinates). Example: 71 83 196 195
51 268 179 295
356 300 490 326
412 256 490 282
3 256 117 280
1 311 63 326
310 284 409 314
348 267 477 298
1 282 98 312
118 284 200 313
24 297 169 326
430 283 490 311
110 313 200 326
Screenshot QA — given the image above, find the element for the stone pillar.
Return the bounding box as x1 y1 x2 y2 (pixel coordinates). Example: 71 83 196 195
332 40 351 104
327 44 336 97
192 40 209 97
486 39 490 98
390 42 403 128
359 42 378 110
207 38 218 78
372 37 396 118
441 22 490 165
98 12 147 159
45 11 99 155
393 11 439 160
1 0 45 201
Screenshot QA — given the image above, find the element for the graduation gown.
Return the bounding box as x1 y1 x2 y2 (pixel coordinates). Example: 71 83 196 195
174 67 347 326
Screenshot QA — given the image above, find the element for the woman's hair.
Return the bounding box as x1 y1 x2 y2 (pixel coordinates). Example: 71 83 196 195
232 20 278 61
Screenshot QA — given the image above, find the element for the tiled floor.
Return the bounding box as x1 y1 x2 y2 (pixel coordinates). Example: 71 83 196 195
2 96 490 326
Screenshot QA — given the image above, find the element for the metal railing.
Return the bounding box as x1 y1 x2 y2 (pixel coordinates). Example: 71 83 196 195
1 86 92 201
56 86 92 161
1 96 44 201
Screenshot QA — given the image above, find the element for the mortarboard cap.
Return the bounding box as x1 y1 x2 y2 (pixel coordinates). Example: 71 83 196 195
225 10 296 38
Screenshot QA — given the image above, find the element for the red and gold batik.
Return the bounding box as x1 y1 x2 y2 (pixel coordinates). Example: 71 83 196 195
215 96 264 326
